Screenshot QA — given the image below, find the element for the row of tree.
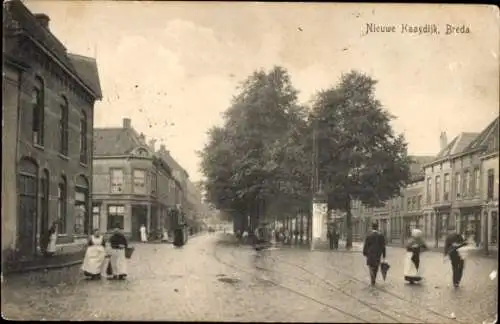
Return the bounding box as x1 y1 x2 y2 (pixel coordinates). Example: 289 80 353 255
199 67 413 248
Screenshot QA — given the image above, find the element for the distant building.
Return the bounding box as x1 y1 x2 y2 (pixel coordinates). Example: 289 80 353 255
3 0 102 269
92 118 181 240
344 155 433 243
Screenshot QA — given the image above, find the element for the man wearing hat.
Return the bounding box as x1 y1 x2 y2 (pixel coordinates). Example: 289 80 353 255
444 226 467 288
362 222 387 286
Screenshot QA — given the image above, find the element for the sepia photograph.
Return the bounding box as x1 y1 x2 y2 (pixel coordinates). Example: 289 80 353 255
1 1 499 322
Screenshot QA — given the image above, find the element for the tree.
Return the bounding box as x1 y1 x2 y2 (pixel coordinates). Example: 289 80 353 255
311 70 412 249
199 66 311 232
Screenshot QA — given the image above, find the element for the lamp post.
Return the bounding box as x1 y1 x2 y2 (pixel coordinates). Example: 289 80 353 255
310 115 328 251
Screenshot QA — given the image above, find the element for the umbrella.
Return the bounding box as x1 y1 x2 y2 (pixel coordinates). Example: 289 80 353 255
380 261 390 281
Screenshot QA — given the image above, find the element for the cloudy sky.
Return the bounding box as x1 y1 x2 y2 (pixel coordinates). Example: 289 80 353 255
25 1 499 182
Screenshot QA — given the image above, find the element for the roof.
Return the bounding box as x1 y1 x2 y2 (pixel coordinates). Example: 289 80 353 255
408 155 434 182
4 0 101 100
67 53 102 99
433 132 479 161
93 128 140 156
157 150 189 183
462 117 499 155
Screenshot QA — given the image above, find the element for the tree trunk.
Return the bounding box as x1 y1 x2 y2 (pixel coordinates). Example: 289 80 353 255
345 207 353 250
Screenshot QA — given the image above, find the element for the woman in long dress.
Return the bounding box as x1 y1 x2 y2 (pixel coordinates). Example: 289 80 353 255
109 227 129 280
140 225 147 243
404 228 428 284
81 229 107 280
44 220 59 257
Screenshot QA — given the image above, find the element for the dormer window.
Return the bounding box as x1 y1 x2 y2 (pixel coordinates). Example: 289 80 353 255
136 148 148 157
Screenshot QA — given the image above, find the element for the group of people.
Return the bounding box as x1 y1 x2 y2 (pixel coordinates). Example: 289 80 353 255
81 227 129 280
363 222 475 287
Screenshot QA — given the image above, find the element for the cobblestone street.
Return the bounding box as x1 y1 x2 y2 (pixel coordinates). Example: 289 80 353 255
2 233 498 323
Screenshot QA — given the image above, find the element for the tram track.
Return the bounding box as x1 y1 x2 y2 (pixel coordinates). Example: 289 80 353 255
212 246 370 323
215 242 462 324
231 248 432 324
266 250 464 324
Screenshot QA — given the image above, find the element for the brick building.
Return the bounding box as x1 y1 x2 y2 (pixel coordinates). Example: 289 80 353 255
92 118 183 240
3 0 102 269
421 117 499 249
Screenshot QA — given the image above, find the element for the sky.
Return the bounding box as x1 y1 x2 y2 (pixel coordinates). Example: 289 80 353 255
24 1 499 182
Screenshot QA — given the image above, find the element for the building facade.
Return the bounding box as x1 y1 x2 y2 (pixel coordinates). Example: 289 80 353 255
422 118 499 248
3 0 102 266
92 118 183 240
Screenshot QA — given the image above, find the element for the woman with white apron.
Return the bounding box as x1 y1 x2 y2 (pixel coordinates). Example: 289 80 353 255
81 230 107 280
45 220 59 256
140 224 147 243
404 228 428 284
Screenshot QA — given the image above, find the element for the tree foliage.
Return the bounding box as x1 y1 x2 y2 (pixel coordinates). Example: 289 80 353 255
312 70 412 248
199 66 312 231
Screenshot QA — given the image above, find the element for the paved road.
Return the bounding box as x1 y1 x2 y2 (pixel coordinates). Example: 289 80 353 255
1 233 497 323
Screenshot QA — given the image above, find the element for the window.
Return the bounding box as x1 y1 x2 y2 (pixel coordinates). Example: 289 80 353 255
110 169 124 193
443 173 450 201
59 96 69 155
455 172 461 198
473 168 480 196
463 171 470 198
426 177 432 204
32 77 44 146
133 169 146 194
92 205 100 231
435 175 441 202
411 197 417 211
57 176 67 234
107 205 125 230
417 195 422 210
407 197 412 211
151 171 158 194
491 212 498 244
80 111 88 164
487 169 495 200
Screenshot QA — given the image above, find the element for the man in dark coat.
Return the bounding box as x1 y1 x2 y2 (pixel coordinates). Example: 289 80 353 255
362 222 387 286
444 226 467 288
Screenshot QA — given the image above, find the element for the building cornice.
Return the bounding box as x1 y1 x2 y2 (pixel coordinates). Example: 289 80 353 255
480 151 499 161
423 147 484 169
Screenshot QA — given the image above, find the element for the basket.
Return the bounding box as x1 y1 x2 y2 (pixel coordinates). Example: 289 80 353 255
125 247 135 259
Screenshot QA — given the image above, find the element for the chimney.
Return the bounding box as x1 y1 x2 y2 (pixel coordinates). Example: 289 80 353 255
139 132 145 143
34 14 50 29
148 139 157 152
123 118 131 129
159 144 166 153
440 131 448 151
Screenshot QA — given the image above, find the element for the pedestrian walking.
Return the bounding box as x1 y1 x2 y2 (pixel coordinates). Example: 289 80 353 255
403 228 427 284
443 226 467 288
140 224 147 243
109 226 129 280
362 222 387 286
81 229 107 280
327 228 334 250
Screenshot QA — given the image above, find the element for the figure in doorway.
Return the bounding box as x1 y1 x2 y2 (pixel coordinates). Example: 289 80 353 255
43 219 61 257
140 224 147 243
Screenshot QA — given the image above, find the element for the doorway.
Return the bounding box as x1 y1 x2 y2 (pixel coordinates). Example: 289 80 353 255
39 169 50 252
131 205 147 241
17 158 38 260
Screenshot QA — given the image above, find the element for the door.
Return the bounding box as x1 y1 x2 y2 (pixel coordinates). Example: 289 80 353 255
39 170 49 251
131 205 147 241
18 173 37 260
